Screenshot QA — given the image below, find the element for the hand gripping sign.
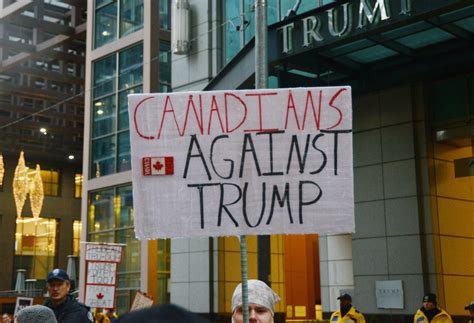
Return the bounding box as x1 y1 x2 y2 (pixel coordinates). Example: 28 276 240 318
128 87 354 239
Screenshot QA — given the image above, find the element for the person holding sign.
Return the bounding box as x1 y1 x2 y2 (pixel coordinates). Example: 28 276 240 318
329 293 365 322
231 280 280 323
44 268 93 323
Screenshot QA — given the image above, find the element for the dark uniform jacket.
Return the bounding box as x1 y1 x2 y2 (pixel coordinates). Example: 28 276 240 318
44 295 93 323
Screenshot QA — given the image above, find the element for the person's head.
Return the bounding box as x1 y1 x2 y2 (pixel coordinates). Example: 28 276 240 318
117 304 208 323
14 305 57 323
337 293 352 308
2 313 12 323
464 301 474 318
422 293 437 311
46 269 71 306
231 280 280 323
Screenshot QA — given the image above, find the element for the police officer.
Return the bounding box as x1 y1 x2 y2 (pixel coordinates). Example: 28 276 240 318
413 293 452 323
330 293 365 322
44 268 93 323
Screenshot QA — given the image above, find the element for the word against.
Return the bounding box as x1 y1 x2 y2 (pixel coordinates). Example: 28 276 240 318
128 87 354 239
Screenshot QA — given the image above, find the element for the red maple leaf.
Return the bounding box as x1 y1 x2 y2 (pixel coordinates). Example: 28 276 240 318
96 293 104 299
153 160 163 171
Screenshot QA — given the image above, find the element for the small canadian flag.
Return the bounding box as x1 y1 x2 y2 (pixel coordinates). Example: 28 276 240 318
142 157 174 176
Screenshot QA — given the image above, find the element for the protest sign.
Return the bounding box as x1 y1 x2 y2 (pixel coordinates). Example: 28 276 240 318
14 297 33 315
85 244 122 262
130 291 154 311
128 87 354 239
84 243 122 309
85 285 116 309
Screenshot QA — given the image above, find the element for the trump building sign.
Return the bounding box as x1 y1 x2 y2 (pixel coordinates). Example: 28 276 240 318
128 87 354 239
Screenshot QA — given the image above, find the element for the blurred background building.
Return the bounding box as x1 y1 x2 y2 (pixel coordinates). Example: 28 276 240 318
0 0 87 314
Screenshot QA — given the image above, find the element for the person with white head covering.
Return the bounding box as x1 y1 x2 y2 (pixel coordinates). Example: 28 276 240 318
231 280 280 323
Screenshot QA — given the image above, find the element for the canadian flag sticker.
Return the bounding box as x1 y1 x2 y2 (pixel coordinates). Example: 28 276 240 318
142 157 174 176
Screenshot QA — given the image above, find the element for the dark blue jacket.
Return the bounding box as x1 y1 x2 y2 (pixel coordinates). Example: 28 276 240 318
44 295 93 323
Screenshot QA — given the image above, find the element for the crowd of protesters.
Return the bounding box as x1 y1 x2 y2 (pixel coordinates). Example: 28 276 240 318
1 268 472 323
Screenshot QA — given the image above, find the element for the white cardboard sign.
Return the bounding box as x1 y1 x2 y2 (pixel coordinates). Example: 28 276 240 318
85 285 116 309
128 87 354 239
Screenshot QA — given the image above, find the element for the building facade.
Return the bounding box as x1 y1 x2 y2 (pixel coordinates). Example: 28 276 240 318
171 0 474 321
79 0 172 314
80 0 473 321
0 0 86 303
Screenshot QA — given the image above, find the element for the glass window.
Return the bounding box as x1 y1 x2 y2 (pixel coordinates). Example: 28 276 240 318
223 0 329 63
118 86 142 130
92 135 116 178
224 0 240 64
159 0 171 30
120 0 144 36
119 45 143 90
91 44 143 178
94 0 144 49
15 217 58 281
159 42 171 92
89 189 115 232
117 131 131 172
73 220 81 256
95 1 118 48
156 239 170 304
93 95 117 138
74 173 83 198
28 168 60 196
93 55 116 98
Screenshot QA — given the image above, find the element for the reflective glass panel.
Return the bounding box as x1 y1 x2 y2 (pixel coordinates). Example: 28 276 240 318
89 189 115 232
119 44 143 90
93 95 117 138
244 0 255 43
117 131 131 172
120 0 144 37
93 55 116 98
15 218 57 280
160 0 171 30
224 0 240 64
159 42 171 88
73 220 81 256
95 2 118 48
117 186 133 227
118 86 142 130
92 135 116 178
117 228 140 288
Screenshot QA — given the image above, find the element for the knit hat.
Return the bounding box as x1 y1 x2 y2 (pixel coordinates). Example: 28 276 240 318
15 305 57 323
231 280 280 316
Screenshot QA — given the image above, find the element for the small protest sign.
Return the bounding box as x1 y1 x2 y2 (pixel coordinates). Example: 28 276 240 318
86 262 117 285
130 291 154 312
84 243 123 309
14 297 33 315
85 244 122 262
128 87 354 239
85 285 116 309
